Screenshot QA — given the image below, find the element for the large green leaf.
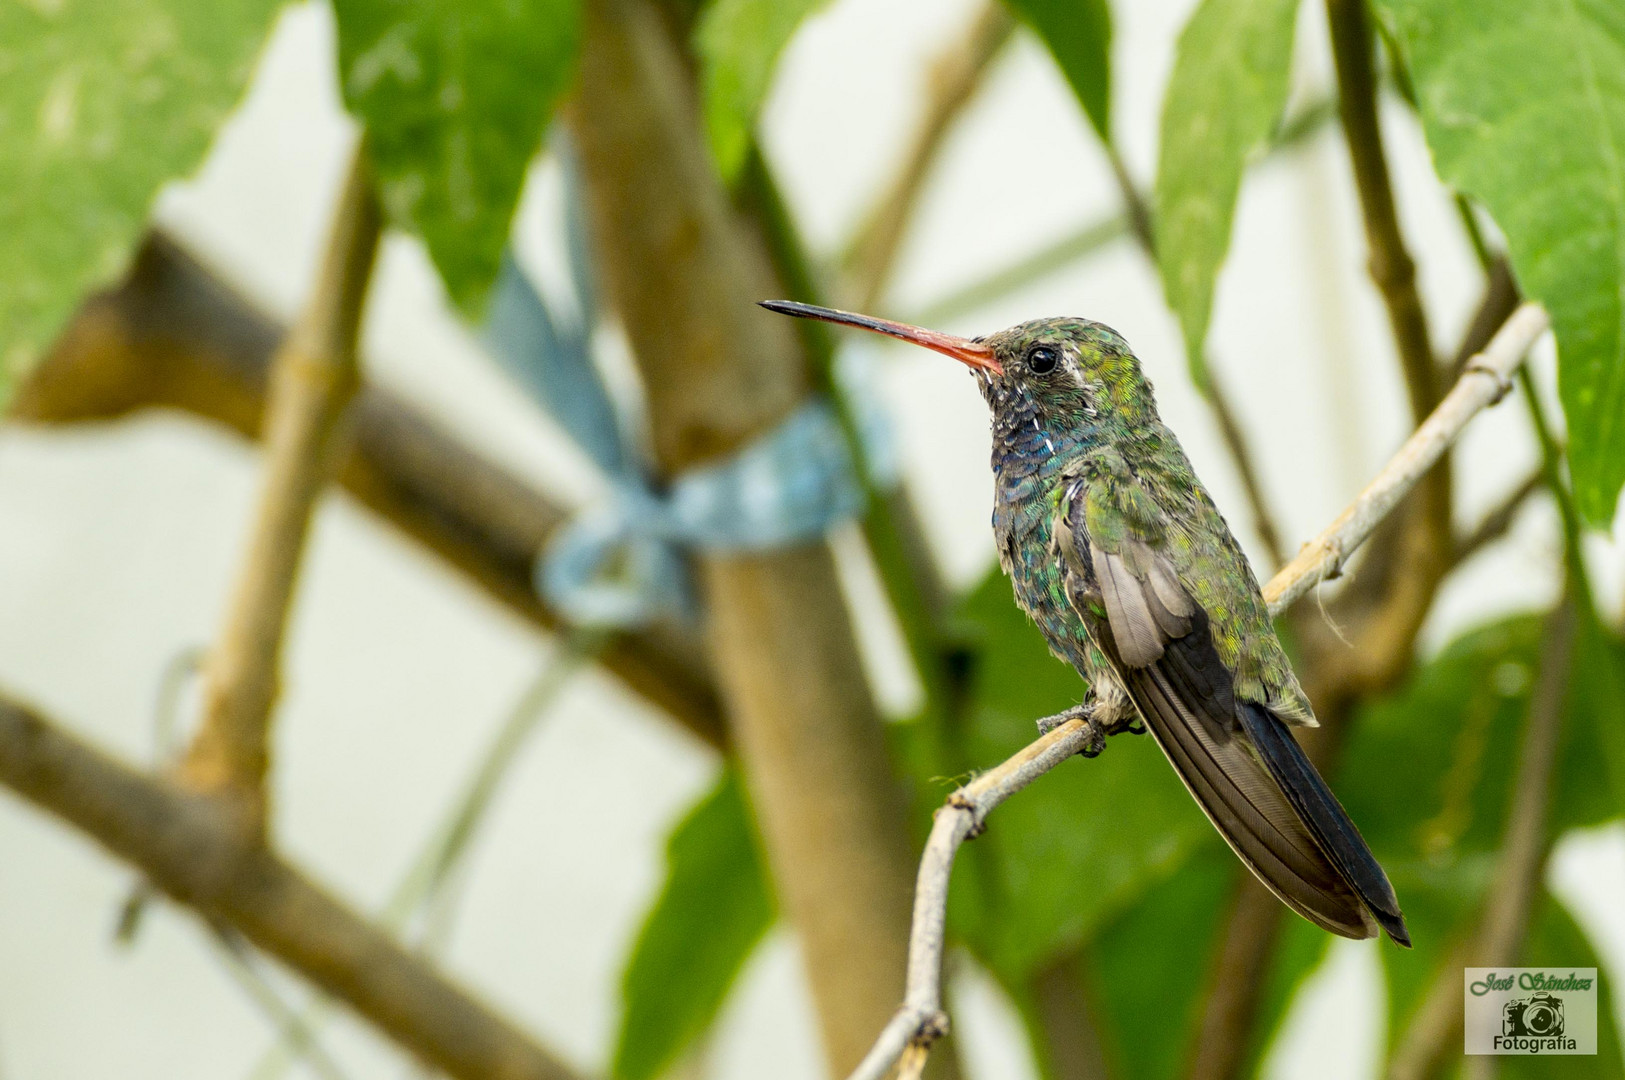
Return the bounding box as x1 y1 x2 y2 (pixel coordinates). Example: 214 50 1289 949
611 770 774 1080
0 0 281 405
695 0 827 182
1372 0 1625 525
1154 0 1300 386
939 571 1213 983
1081 847 1235 1080
1006 0 1112 141
332 0 579 316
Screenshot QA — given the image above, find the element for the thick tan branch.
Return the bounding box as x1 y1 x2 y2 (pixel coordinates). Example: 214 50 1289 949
182 147 381 814
841 1 1015 310
0 695 581 1080
843 303 1547 1080
573 1 934 1074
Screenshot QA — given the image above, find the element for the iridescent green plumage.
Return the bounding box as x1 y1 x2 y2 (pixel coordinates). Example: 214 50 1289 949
761 301 1409 946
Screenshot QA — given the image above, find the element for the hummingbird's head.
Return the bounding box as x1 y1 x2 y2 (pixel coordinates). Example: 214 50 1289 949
758 301 1156 432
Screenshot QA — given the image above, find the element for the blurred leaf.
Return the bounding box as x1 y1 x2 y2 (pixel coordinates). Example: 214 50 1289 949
1381 865 1624 1077
1371 0 1625 524
1572 614 1625 816
1380 854 1495 1045
1154 0 1300 387
695 0 827 182
1504 895 1625 1079
1076 847 1230 1080
941 571 1212 983
1338 614 1618 871
332 0 579 316
0 0 281 405
1006 0 1112 141
612 770 774 1080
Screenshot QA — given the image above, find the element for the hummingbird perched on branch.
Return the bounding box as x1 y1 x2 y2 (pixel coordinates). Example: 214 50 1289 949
761 300 1409 946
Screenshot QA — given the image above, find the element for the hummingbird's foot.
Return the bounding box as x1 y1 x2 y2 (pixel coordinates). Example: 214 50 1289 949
1035 703 1091 737
1035 703 1110 757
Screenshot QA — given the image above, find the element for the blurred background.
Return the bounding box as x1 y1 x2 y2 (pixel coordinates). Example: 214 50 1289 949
1 1 1622 1079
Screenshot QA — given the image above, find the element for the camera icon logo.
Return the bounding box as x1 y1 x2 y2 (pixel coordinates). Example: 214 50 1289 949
1503 992 1566 1038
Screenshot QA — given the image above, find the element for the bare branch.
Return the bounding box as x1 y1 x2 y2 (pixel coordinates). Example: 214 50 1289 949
1265 303 1548 613
16 232 728 750
1326 0 1438 426
841 303 1548 1080
0 695 582 1080
1452 467 1544 565
181 145 381 819
841 1 1016 310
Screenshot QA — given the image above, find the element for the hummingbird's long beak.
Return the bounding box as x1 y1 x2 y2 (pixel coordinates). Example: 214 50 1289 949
760 300 1001 374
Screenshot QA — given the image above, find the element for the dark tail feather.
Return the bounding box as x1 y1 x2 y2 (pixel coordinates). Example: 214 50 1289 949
1238 703 1411 948
1126 665 1379 941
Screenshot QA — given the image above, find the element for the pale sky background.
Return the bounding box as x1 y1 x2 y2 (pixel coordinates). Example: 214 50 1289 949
0 1 1622 1078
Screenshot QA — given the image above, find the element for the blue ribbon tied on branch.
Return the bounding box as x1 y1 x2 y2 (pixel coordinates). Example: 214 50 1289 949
483 166 888 628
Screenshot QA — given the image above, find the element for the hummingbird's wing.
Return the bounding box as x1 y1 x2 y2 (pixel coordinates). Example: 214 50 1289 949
1055 492 1409 946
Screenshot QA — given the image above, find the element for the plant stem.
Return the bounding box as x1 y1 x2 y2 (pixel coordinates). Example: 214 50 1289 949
181 144 381 825
841 1 1016 311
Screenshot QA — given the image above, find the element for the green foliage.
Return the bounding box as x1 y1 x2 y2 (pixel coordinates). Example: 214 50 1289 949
1338 614 1621 870
1504 896 1625 1079
611 770 774 1080
941 571 1213 983
696 0 827 182
0 0 281 406
1005 0 1112 141
1154 0 1301 388
1372 0 1625 525
332 0 579 317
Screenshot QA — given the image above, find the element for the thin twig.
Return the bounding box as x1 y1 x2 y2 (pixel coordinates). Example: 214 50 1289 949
1452 468 1544 566
248 635 599 1080
181 144 381 822
841 1 1016 310
841 303 1547 1080
1264 304 1548 613
1326 0 1437 425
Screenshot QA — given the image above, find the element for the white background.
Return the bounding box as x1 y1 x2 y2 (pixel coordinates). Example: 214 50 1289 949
0 1 1622 1078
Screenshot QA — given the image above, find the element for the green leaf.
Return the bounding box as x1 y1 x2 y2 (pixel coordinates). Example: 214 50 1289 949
612 770 774 1080
1006 0 1112 141
1381 868 1624 1077
1503 895 1625 1079
1338 614 1618 871
940 571 1212 982
1080 846 1235 1080
1154 0 1300 386
695 0 827 182
1371 0 1625 525
332 0 579 316
0 0 281 404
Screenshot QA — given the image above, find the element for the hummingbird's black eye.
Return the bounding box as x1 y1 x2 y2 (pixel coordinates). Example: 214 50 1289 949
1026 345 1059 374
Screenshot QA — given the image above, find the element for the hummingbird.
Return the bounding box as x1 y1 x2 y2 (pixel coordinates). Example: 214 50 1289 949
761 300 1409 946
